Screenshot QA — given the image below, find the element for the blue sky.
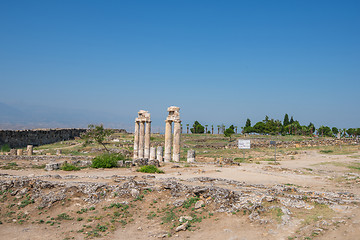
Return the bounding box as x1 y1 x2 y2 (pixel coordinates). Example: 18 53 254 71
1 1 359 131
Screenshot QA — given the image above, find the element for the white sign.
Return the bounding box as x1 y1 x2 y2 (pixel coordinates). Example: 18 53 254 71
238 139 251 149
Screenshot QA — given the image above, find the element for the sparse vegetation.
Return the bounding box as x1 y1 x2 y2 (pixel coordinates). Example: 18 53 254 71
61 162 80 171
137 165 164 173
0 144 10 152
92 153 125 168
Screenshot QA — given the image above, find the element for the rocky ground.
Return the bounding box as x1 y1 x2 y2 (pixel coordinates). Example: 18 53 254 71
0 145 360 239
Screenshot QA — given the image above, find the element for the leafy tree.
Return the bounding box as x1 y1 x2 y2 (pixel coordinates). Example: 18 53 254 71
347 128 356 138
308 123 315 135
289 116 294 124
332 127 339 136
81 124 113 152
224 125 235 141
283 114 290 126
245 118 251 128
317 126 332 137
190 121 205 134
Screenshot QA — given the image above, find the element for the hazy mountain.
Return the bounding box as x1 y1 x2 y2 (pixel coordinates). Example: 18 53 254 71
0 102 133 130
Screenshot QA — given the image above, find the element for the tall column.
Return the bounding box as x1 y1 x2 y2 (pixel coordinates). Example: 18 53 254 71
173 120 181 162
133 121 140 159
144 121 151 159
139 121 145 158
149 147 156 160
164 120 172 162
156 146 163 161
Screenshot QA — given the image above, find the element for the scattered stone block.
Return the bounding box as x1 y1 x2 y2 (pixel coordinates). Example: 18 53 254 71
187 150 195 163
10 149 16 155
26 145 33 155
45 163 61 171
175 222 188 232
194 200 204 209
16 149 23 156
131 189 140 198
149 159 160 167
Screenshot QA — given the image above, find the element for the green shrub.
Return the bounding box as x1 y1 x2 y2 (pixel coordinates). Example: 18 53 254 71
92 153 125 168
0 144 10 152
320 150 333 154
61 162 80 171
137 165 164 174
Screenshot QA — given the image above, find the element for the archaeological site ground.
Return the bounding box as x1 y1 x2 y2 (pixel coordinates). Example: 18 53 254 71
0 127 360 240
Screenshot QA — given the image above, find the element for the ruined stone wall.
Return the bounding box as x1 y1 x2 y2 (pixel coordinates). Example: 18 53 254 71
0 129 87 148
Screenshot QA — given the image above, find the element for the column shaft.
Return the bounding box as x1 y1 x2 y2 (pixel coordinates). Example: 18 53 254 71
173 120 181 162
164 120 172 162
133 121 140 159
139 121 145 158
144 121 151 158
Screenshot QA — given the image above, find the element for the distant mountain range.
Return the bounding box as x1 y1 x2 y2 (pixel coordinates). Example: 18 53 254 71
0 102 132 130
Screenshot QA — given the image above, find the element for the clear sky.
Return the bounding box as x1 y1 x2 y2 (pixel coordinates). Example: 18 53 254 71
1 1 359 131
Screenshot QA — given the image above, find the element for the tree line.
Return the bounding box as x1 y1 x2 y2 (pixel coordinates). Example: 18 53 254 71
185 114 360 138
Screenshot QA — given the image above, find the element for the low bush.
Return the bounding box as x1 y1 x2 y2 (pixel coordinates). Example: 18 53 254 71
61 162 80 171
0 144 10 152
137 165 164 174
92 153 125 168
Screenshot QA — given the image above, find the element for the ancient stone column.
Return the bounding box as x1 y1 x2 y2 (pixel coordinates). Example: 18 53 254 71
164 120 172 162
173 120 181 162
156 146 163 161
133 121 140 159
187 149 195 163
149 147 156 160
17 149 23 156
27 145 33 156
144 121 151 159
138 121 145 158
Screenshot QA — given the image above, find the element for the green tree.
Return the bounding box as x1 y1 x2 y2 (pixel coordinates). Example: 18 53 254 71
244 118 252 133
332 127 339 136
81 124 113 152
224 125 235 141
190 121 205 134
308 123 315 135
283 114 290 126
245 118 251 128
289 116 294 124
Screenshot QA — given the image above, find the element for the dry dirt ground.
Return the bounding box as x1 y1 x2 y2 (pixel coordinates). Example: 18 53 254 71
1 149 360 240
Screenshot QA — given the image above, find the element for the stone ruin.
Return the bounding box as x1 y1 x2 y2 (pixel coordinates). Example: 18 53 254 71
132 106 182 165
133 110 151 160
165 106 181 162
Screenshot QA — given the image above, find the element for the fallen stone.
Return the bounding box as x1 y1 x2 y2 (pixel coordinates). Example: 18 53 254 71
131 189 140 198
175 222 188 232
45 163 61 171
179 216 193 222
195 200 204 209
